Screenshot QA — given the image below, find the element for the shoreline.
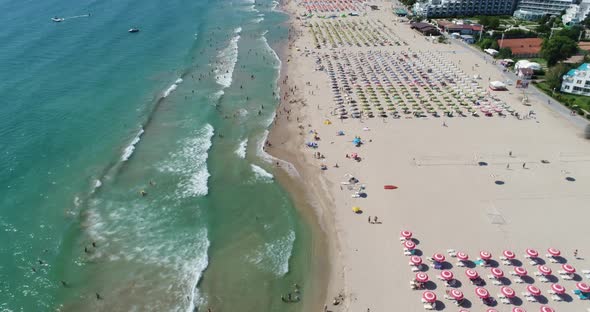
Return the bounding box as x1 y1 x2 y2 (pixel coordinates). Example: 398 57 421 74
266 0 345 310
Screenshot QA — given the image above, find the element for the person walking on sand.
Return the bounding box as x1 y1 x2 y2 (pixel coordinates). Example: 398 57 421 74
368 216 371 224
522 162 526 169
574 249 579 259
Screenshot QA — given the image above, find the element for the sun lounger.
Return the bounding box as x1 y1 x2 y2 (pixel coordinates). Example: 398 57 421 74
582 270 590 274
500 256 508 261
534 272 543 277
493 280 503 286
456 261 465 267
509 271 518 276
548 290 557 295
549 258 559 263
502 260 512 266
551 295 563 302
404 251 412 256
500 298 511 304
411 266 420 272
529 260 538 265
514 277 524 284
562 274 574 280
423 303 434 310
539 276 550 283
526 296 537 302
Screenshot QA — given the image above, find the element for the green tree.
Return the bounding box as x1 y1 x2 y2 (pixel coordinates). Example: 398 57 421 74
496 47 513 59
478 16 500 30
556 25 584 41
541 36 578 66
545 63 571 91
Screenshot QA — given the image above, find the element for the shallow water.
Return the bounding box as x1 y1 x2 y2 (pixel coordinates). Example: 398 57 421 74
0 0 312 310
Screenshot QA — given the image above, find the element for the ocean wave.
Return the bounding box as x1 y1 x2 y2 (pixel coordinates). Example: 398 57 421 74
247 230 295 276
256 130 299 177
163 78 184 98
210 89 224 102
215 28 241 88
159 124 214 197
270 0 280 11
251 164 273 182
235 138 248 159
121 128 145 161
252 17 264 23
261 33 281 70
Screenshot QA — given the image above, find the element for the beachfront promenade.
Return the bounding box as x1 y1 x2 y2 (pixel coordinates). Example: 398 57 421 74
270 0 590 310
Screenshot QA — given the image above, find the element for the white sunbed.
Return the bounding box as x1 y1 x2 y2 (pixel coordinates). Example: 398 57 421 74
411 266 420 272
423 303 434 310
551 295 563 302
493 280 503 286
562 275 574 280
514 277 524 284
526 296 537 302
502 260 513 266
539 276 550 283
456 261 465 267
509 271 518 276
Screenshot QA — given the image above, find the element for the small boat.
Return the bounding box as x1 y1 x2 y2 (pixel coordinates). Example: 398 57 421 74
383 185 398 190
128 28 140 33
51 17 64 22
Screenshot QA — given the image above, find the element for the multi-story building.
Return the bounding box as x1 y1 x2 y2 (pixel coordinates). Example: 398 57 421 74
513 0 578 20
562 0 590 25
413 0 516 17
561 63 590 96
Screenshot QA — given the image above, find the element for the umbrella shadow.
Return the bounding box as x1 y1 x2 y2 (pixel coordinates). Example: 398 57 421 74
459 299 472 308
413 249 423 256
464 261 476 268
419 264 430 272
411 238 421 245
450 279 462 288
522 276 535 284
572 273 583 281
534 258 546 265
510 297 523 306
560 294 574 302
536 295 549 304
488 260 500 268
424 281 437 290
499 277 511 285
511 259 523 267
441 262 453 270
554 256 566 263
547 275 559 283
433 300 445 311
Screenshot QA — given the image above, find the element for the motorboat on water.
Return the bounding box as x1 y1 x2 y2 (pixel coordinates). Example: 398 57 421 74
51 17 64 22
128 28 140 33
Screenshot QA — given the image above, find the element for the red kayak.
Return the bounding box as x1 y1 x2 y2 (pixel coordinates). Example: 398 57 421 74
384 185 398 190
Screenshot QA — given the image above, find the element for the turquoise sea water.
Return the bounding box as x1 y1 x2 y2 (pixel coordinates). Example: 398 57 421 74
0 0 312 310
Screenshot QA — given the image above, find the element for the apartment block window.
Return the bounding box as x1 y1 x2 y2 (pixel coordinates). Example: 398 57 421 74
577 80 582 84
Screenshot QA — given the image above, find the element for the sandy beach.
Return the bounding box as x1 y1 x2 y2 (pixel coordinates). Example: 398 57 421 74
269 0 590 311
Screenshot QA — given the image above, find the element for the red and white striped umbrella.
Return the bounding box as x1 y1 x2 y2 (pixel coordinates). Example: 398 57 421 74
503 250 515 259
458 310 469 312
525 248 539 257
465 269 479 279
486 309 499 312
538 265 552 275
441 270 454 280
551 283 565 294
456 252 468 261
512 308 526 312
475 287 489 298
527 285 541 296
501 286 515 298
562 263 575 273
450 289 464 300
491 267 504 278
547 248 560 256
415 272 429 282
480 251 492 260
410 256 422 265
577 282 590 292
433 253 445 262
422 291 437 303
404 240 416 250
514 266 527 276
400 230 412 239
539 306 554 312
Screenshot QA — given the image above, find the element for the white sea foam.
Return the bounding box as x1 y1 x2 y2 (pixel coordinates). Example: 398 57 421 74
252 17 264 23
261 33 281 70
215 28 241 88
247 230 295 276
159 124 214 197
270 0 280 11
94 179 102 188
251 164 273 182
210 89 224 102
163 78 184 98
235 138 248 159
121 128 145 161
256 130 299 177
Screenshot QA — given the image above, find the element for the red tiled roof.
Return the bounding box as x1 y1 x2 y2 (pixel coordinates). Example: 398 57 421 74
497 38 543 55
578 42 590 51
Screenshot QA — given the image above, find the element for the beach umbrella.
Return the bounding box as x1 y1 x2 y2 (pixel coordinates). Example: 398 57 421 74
352 206 361 213
415 272 429 283
562 264 575 274
577 282 590 292
457 252 468 261
491 267 504 278
480 251 492 260
503 250 515 259
465 269 479 279
501 286 516 298
410 256 422 265
538 265 552 275
527 285 541 296
475 287 489 298
433 253 445 262
486 309 498 312
422 291 436 303
547 248 560 256
403 240 416 250
400 230 412 239
551 283 565 294
450 289 464 300
514 266 527 276
440 270 453 281
539 307 554 312
513 308 526 312
526 249 539 258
